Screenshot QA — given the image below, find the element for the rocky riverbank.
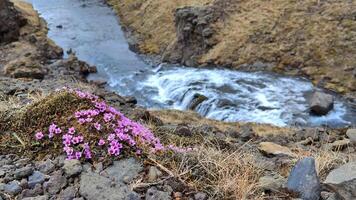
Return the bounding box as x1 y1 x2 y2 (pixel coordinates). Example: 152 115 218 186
107 0 356 96
1 0 356 200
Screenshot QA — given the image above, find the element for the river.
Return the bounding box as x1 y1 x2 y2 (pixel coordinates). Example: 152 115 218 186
27 0 356 127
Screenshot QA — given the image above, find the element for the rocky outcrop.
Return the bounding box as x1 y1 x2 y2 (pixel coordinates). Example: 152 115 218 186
0 0 26 44
309 91 334 116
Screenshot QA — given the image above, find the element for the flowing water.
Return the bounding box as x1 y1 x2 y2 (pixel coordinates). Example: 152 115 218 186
27 0 356 127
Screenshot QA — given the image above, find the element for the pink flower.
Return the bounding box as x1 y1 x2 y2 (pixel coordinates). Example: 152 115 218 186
94 122 101 131
98 139 105 146
75 152 82 159
68 127 75 134
35 132 44 140
54 127 62 135
78 118 86 124
103 113 114 122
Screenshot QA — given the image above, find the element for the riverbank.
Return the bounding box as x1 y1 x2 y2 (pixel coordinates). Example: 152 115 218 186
107 0 356 96
1 0 356 199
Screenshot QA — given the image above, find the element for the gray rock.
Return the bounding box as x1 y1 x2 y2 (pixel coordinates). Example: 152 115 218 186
21 184 43 198
258 174 286 192
145 187 172 200
194 192 207 200
309 91 334 115
0 169 5 177
20 178 28 189
147 166 163 182
37 159 55 174
22 195 49 200
28 171 45 188
63 160 82 177
346 129 356 143
287 157 321 200
79 172 139 200
14 166 34 179
59 186 77 200
43 171 67 195
103 158 143 185
325 162 356 184
4 180 22 195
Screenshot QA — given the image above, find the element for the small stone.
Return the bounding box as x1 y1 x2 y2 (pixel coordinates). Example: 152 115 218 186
22 195 49 200
59 186 77 200
103 158 143 185
147 166 163 182
20 178 28 189
325 162 356 184
4 180 22 195
258 142 296 157
14 166 34 179
287 157 321 200
43 171 67 195
194 192 207 200
258 174 286 192
145 187 172 200
28 171 45 188
346 129 356 143
37 159 55 174
63 160 82 177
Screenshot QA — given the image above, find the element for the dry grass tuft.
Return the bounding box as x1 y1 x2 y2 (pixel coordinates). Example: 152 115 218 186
156 140 264 199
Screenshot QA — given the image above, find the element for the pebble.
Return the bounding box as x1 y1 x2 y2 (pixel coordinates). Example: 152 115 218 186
4 180 22 195
194 192 208 200
147 166 163 182
63 160 82 177
14 166 34 179
28 171 46 188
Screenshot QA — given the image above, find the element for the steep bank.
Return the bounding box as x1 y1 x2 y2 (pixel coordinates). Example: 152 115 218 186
108 0 356 95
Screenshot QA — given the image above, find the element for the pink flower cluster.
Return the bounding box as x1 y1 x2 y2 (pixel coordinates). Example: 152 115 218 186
34 89 192 160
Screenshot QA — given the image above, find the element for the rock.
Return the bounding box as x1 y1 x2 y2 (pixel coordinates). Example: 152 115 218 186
145 187 172 200
194 192 208 200
20 178 28 189
21 184 43 198
325 162 356 184
147 166 163 182
188 94 208 110
4 58 46 79
22 195 49 200
0 0 25 43
287 157 321 200
258 142 296 157
28 171 45 188
175 125 192 137
63 160 82 177
59 186 77 200
102 158 143 185
0 169 5 177
258 174 286 192
43 171 67 195
320 192 337 200
37 159 55 174
309 91 334 115
79 172 139 200
346 129 356 143
4 180 22 195
14 166 34 179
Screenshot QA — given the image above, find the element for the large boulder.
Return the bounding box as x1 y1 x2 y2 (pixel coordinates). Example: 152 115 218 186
309 91 334 116
287 157 321 200
0 0 26 43
188 93 208 110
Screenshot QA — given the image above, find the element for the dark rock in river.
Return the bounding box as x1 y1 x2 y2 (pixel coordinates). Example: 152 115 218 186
309 91 334 116
189 93 208 110
287 157 321 200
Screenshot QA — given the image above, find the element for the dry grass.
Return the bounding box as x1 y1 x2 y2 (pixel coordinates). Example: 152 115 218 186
156 140 264 199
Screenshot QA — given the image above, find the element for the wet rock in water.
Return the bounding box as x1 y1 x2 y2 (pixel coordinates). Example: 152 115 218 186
346 129 356 143
145 187 172 200
258 174 286 192
309 91 334 116
125 96 138 104
79 172 139 200
28 171 45 188
287 157 321 200
13 166 34 179
102 158 143 185
258 142 296 157
147 166 163 182
325 162 356 185
63 160 82 177
189 93 208 110
4 180 22 195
